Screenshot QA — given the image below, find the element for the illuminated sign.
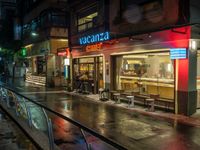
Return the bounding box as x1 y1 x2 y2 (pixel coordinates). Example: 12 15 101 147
21 48 27 57
57 48 69 56
64 58 70 66
57 51 67 56
79 31 110 45
86 43 103 52
170 48 187 59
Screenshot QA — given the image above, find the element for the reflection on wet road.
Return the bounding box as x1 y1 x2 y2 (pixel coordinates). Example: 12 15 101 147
18 91 200 150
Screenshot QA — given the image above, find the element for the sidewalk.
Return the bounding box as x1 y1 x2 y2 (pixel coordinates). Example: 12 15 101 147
65 91 200 127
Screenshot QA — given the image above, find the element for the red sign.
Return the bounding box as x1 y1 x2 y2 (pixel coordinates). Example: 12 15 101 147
57 51 67 56
86 43 103 52
57 48 69 56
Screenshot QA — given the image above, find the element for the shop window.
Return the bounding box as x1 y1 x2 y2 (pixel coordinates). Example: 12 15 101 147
40 13 51 27
77 12 98 32
76 3 98 33
52 15 66 26
114 52 174 99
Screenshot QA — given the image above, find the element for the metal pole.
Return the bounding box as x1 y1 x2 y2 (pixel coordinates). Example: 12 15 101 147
23 97 32 128
42 108 54 150
80 128 91 150
45 52 48 87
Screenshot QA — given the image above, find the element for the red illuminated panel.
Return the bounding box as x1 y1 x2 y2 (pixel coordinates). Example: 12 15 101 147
177 59 188 91
153 26 191 48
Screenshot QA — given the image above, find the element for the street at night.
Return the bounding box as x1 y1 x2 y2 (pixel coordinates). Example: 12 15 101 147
1 0 200 150
0 79 200 150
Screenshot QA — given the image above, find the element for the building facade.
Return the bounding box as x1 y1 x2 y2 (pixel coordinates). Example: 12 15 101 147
16 0 69 86
69 0 200 116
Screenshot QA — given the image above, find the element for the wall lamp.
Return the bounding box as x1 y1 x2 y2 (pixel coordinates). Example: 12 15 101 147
31 31 38 37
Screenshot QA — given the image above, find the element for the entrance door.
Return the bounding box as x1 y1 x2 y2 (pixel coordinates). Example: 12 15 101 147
73 56 103 94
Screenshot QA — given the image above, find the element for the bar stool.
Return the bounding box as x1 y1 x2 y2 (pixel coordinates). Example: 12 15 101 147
146 98 155 112
126 95 134 108
113 93 121 104
99 88 104 100
110 91 117 100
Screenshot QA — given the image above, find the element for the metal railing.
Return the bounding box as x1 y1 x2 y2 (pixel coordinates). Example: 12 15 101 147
0 85 127 150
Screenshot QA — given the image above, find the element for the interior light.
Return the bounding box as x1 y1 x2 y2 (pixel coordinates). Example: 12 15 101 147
25 44 33 48
123 55 148 58
191 40 196 50
167 64 172 72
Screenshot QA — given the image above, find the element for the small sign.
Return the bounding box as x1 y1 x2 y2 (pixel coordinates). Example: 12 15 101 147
86 43 103 52
170 48 187 59
64 58 70 66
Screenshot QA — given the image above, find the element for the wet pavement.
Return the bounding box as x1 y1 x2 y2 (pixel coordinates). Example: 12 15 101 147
2 78 200 150
0 109 36 150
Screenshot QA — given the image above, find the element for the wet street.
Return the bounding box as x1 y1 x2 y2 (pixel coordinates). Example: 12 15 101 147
2 79 200 150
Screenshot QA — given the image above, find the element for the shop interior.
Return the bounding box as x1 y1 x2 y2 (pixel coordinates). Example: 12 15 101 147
113 52 174 100
25 56 46 85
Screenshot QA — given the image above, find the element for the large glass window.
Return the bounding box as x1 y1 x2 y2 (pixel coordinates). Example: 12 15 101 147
114 52 174 99
77 12 98 32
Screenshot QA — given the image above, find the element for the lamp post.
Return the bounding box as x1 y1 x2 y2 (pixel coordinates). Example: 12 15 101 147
44 49 48 87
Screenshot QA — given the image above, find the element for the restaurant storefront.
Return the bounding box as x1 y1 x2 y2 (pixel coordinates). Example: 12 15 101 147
71 32 108 93
70 26 198 115
104 26 197 116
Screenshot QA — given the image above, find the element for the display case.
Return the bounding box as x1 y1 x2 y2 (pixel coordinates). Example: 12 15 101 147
120 76 174 99
114 52 175 99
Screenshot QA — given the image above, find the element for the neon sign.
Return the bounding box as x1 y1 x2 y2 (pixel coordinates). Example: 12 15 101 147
170 48 187 59
79 32 110 45
86 43 103 52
